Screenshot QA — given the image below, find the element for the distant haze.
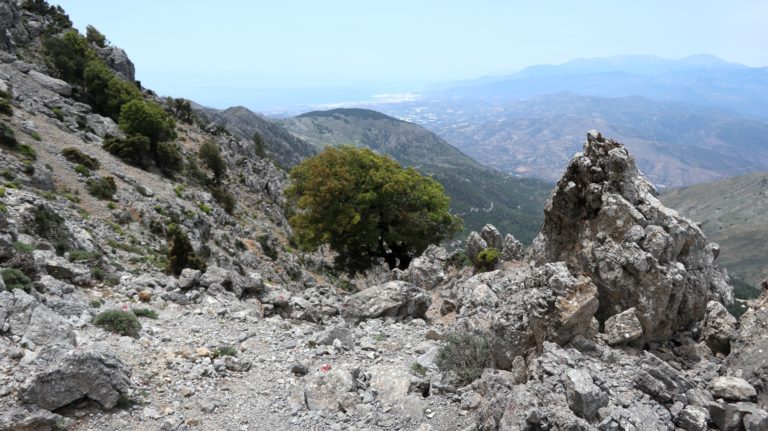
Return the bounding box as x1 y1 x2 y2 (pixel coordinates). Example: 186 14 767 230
53 1 768 110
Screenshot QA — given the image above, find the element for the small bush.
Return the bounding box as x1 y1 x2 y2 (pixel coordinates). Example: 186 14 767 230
0 98 12 116
132 308 158 319
68 249 101 262
410 362 428 377
435 330 493 385
74 164 91 177
257 234 278 260
173 184 185 198
86 176 117 200
85 25 107 48
171 98 194 124
0 123 17 148
93 310 141 337
25 204 70 254
118 99 176 146
1 268 33 292
103 135 150 167
197 202 211 214
29 131 41 141
18 144 36 160
210 186 235 214
90 267 106 281
212 346 238 358
89 298 103 308
52 107 64 121
62 147 100 170
165 224 206 276
13 242 35 253
475 248 500 272
155 141 183 175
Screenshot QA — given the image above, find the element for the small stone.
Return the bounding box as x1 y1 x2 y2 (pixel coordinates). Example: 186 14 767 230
195 347 211 358
709 376 757 401
604 308 643 345
425 329 443 341
138 290 152 302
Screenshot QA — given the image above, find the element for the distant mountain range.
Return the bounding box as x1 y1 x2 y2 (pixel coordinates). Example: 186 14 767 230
355 55 768 187
662 172 768 288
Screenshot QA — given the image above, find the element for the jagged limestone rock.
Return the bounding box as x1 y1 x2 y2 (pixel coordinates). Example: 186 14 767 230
726 289 768 408
342 281 430 321
501 233 524 261
480 224 503 251
531 131 733 342
604 307 643 345
466 231 488 265
700 300 737 355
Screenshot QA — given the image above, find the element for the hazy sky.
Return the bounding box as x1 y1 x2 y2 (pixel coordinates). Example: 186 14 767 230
54 0 768 110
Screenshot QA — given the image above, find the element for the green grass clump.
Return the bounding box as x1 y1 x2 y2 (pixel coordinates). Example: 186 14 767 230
1 268 33 292
212 346 238 358
29 131 41 141
86 176 117 200
61 147 100 170
52 107 64 121
197 202 211 214
410 362 428 377
0 98 12 116
0 123 18 148
68 249 101 262
18 144 37 160
106 238 143 254
90 298 103 308
257 234 278 260
435 330 493 385
173 184 185 198
132 308 158 319
13 242 35 253
73 164 91 177
93 310 141 337
475 247 500 272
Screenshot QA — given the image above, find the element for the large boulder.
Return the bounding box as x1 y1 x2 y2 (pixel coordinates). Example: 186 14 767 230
292 367 357 412
21 349 132 410
342 281 430 321
0 289 76 350
726 289 768 408
466 231 488 264
530 131 732 341
480 224 504 250
28 70 72 96
700 300 737 355
403 245 448 290
95 46 136 81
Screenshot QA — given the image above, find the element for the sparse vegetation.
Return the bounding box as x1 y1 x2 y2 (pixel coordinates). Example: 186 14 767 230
1 268 33 292
213 346 238 358
257 234 278 260
93 310 141 337
74 164 91 177
132 308 158 319
13 242 35 253
68 249 101 262
18 144 37 161
410 362 428 377
62 147 101 170
42 29 92 84
475 247 500 272
0 92 12 116
29 131 41 141
165 224 206 276
86 176 117 200
103 135 151 167
210 186 235 214
0 123 18 148
25 204 70 254
89 299 103 308
85 24 107 47
435 330 493 385
199 141 227 184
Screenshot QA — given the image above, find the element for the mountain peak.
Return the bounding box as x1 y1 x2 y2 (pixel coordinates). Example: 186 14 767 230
297 108 404 123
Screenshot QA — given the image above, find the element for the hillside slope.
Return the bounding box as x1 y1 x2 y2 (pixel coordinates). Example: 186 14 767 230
662 172 768 287
280 108 552 242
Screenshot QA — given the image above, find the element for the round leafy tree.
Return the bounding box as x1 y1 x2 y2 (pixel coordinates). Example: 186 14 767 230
118 99 176 148
286 146 462 273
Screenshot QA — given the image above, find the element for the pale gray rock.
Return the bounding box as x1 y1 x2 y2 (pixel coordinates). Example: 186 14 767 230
28 70 72 96
531 131 733 341
342 281 430 321
700 300 737 355
199 265 231 288
726 290 768 408
21 302 76 350
369 364 420 405
178 268 201 290
501 233 524 261
300 367 357 412
604 307 643 345
480 224 503 250
675 405 709 431
709 376 758 401
405 245 448 290
21 348 131 410
0 407 69 431
466 231 488 264
95 46 135 81
564 368 608 420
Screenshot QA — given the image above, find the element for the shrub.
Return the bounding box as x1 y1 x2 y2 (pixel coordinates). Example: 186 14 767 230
435 330 493 385
257 235 278 260
74 164 91 177
410 362 428 377
29 132 41 141
475 248 500 272
62 147 100 169
199 141 227 184
52 107 64 121
165 224 206 276
132 308 158 319
21 0 71 31
155 141 183 175
103 135 150 167
93 310 141 337
0 122 17 148
90 298 103 308
42 29 92 84
68 249 101 262
13 242 35 253
25 204 70 254
252 132 267 158
118 99 176 147
210 186 235 214
197 202 211 214
86 176 117 200
1 268 33 292
212 346 238 358
173 184 185 198
0 97 12 116
85 25 107 48
171 98 194 124
16 144 36 161
83 59 140 119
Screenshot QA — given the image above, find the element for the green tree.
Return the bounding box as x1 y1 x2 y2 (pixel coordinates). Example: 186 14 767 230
199 141 226 184
165 224 206 276
83 59 141 119
103 135 151 167
118 99 176 148
42 29 92 84
287 146 462 273
85 25 107 47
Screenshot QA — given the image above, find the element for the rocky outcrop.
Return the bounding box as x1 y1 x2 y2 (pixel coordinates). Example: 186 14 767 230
531 131 733 341
342 281 430 321
726 289 768 408
95 46 135 82
21 349 132 410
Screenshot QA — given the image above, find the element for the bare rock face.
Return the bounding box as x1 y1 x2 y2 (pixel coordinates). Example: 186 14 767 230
342 281 431 321
480 224 503 250
466 231 488 265
700 300 737 355
95 46 136 82
531 131 732 341
726 289 768 408
21 349 132 410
